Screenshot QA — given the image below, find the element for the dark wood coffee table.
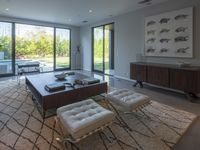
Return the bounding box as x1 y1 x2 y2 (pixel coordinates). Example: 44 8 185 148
26 72 107 118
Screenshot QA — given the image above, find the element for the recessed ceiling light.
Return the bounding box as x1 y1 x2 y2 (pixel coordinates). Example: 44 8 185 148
138 0 152 5
5 8 9 11
82 20 88 23
146 2 152 5
89 10 93 13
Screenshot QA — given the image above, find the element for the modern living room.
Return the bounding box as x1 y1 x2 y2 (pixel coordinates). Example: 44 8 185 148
0 0 200 149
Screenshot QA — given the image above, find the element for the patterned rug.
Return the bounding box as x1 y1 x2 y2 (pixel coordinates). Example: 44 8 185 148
0 79 197 150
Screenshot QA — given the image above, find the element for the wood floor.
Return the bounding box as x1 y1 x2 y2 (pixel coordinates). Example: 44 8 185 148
1 70 200 150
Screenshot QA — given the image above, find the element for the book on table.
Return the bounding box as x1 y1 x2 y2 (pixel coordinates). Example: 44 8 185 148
82 78 100 85
45 83 65 92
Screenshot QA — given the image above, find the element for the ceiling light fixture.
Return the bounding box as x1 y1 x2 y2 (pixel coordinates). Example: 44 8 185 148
5 8 9 11
138 0 152 5
89 10 93 13
82 20 88 23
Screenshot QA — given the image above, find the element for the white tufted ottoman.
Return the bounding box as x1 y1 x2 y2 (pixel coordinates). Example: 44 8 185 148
107 89 150 112
56 99 115 143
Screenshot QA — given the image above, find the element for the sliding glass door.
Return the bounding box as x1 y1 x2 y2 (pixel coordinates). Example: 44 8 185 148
55 28 71 70
0 22 14 76
92 23 114 75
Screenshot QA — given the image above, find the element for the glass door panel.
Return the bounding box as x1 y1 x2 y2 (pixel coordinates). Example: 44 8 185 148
55 28 70 69
93 26 104 72
104 24 114 75
0 22 13 75
104 26 110 74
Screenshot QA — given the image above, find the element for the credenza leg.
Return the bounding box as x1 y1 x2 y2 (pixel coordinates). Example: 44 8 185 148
138 82 143 88
133 81 143 88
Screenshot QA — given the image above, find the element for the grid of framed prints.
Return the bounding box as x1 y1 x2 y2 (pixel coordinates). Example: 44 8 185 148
144 7 193 58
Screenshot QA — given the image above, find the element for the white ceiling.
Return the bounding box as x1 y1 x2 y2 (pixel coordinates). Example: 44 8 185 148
0 0 168 26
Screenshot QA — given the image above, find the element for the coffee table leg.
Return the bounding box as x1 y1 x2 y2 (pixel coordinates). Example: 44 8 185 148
31 95 46 119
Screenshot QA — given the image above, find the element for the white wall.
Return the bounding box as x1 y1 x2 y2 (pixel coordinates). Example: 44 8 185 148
80 26 92 71
80 0 200 78
0 15 81 70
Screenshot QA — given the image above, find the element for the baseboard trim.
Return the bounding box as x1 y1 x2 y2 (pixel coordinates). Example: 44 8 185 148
114 75 135 82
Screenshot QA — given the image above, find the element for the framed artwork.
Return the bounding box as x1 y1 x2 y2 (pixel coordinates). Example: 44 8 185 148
144 7 193 58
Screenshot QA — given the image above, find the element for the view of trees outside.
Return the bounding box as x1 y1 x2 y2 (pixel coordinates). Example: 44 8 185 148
15 24 70 71
0 22 71 75
94 27 104 71
56 28 70 69
93 26 110 72
0 22 13 74
104 28 110 71
15 24 54 71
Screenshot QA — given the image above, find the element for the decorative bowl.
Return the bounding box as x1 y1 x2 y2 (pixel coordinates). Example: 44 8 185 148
55 73 67 80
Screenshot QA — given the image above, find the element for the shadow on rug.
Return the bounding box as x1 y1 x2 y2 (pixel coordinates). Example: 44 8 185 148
0 80 197 150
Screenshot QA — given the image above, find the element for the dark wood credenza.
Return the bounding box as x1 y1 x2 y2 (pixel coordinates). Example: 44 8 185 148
130 62 200 99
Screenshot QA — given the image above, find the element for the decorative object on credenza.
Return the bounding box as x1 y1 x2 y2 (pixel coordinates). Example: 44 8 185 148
176 61 191 68
145 7 193 58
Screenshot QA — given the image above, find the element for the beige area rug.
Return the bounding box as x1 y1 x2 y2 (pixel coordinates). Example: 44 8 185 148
0 79 197 150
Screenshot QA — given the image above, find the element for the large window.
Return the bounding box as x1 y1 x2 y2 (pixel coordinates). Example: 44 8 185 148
0 22 71 76
0 22 13 75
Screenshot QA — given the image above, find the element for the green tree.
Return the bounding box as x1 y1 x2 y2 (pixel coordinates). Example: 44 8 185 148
0 36 12 59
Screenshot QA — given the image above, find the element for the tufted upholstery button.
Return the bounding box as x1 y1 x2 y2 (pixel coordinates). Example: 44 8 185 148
57 99 115 140
107 89 150 111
